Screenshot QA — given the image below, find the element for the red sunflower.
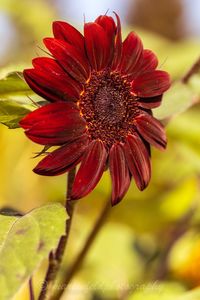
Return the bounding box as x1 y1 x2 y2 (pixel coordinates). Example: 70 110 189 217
20 13 171 205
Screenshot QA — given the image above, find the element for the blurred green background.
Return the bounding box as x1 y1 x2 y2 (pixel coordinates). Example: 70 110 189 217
1 0 200 299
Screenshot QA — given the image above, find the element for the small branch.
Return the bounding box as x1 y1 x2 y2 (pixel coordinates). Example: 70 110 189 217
51 200 111 300
182 56 200 84
38 168 76 300
29 278 35 300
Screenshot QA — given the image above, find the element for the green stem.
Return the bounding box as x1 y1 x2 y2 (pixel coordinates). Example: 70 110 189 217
38 168 76 300
51 200 111 300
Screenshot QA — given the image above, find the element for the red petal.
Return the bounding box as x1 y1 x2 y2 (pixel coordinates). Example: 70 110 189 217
53 21 85 55
24 59 82 103
128 49 158 81
72 140 107 199
95 15 116 42
84 22 112 71
139 50 158 74
33 57 82 97
24 69 62 103
117 32 143 75
20 102 78 129
21 103 86 146
44 38 90 82
95 15 116 65
24 69 77 103
111 12 122 70
131 70 171 97
135 113 167 150
109 143 130 205
33 134 89 176
124 133 151 191
137 95 162 109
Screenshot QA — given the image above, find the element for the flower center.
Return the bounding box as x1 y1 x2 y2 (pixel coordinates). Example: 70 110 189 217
79 70 139 148
94 86 126 124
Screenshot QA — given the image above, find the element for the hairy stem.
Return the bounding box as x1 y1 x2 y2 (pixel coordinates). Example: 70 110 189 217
38 168 76 300
51 200 111 300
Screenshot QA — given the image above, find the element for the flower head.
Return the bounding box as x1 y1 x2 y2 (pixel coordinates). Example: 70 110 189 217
20 13 171 205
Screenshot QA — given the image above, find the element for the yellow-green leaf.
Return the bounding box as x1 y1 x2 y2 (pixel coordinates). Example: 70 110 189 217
154 81 199 120
0 72 31 98
0 100 33 128
0 203 67 300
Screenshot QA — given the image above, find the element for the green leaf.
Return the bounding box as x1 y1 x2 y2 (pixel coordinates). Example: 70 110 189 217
167 110 200 151
154 81 199 120
0 71 40 128
0 215 18 249
0 100 33 128
0 72 31 98
0 203 68 300
0 71 42 103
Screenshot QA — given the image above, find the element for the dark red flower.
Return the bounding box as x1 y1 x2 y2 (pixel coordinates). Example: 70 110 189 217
20 13 171 205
